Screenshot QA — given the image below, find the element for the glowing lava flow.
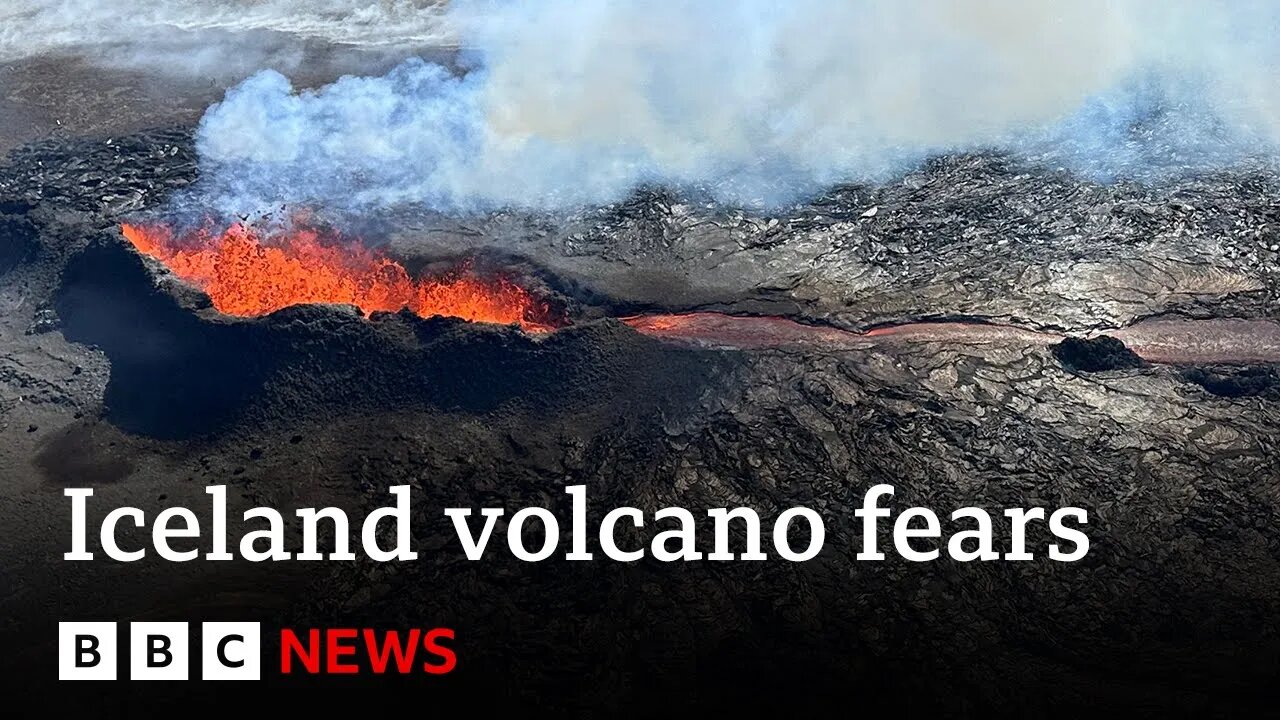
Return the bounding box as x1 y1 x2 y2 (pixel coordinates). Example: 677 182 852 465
623 312 1280 364
622 312 1062 351
121 223 561 331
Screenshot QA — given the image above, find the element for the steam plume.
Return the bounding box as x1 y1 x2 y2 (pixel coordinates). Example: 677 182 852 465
191 0 1280 214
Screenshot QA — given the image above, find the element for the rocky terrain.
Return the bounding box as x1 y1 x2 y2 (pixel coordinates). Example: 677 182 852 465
2 127 1279 715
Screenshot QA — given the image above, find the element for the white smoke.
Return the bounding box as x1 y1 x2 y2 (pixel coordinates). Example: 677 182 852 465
189 0 1280 214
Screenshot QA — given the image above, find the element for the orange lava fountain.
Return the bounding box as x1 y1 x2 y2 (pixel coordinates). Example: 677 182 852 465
121 223 561 332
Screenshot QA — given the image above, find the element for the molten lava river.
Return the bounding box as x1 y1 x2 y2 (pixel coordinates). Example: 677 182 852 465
122 223 560 332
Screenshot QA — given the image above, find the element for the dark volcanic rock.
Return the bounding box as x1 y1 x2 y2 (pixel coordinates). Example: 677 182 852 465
0 205 37 276
1052 335 1147 372
308 327 1280 717
0 128 196 217
1183 365 1280 399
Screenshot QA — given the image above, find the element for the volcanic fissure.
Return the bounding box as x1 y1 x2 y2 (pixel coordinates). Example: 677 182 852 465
119 223 1280 369
122 222 565 332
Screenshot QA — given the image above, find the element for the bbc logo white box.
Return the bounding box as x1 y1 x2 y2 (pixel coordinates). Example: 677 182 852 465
59 622 117 680
130 621 189 680
201 622 261 680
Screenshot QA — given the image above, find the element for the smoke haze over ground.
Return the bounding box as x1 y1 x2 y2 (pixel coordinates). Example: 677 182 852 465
0 1 451 78
10 1 1280 214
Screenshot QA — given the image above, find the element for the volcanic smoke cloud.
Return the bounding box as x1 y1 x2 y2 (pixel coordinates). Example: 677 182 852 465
190 0 1280 215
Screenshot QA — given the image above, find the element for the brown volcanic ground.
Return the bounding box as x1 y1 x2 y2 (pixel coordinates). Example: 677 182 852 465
1 89 1280 716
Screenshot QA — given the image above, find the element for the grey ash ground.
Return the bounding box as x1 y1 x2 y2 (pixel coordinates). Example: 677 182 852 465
2 125 1280 715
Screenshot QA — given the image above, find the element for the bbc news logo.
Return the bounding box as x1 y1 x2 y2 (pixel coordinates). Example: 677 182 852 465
58 622 456 680
60 622 261 681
